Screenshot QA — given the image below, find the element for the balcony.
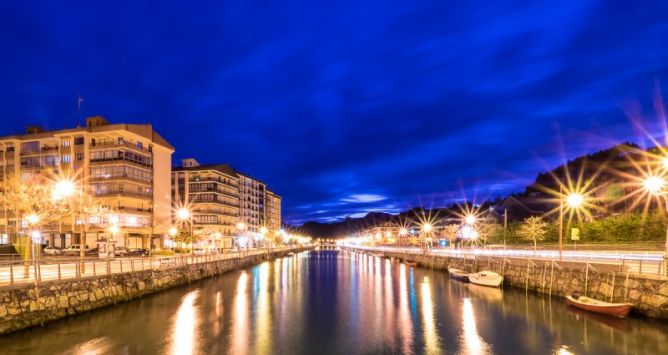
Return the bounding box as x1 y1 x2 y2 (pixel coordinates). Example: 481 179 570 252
94 190 153 200
89 174 153 186
89 140 152 154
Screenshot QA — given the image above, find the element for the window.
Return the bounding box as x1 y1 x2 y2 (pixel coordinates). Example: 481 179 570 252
62 155 71 163
74 137 84 145
136 141 143 149
117 137 124 144
75 153 84 161
62 140 71 147
20 141 40 153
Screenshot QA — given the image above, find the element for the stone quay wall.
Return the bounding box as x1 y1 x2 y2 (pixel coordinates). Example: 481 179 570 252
356 248 668 319
0 248 310 335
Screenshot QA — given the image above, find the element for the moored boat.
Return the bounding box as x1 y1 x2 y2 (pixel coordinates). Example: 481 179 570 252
448 268 470 282
405 261 417 267
468 271 504 288
565 295 633 318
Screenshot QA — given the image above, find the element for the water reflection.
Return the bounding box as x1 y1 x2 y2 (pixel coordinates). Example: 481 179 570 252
230 272 248 355
3 250 668 355
420 276 442 355
461 298 490 355
398 263 414 353
170 290 200 355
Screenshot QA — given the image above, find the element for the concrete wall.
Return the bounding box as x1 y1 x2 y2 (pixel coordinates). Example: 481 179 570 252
368 249 668 319
0 248 309 335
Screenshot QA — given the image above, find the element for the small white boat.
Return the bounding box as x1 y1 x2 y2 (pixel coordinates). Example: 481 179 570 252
468 271 504 288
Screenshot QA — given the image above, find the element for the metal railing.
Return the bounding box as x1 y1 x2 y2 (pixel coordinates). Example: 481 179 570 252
0 246 300 287
345 245 666 276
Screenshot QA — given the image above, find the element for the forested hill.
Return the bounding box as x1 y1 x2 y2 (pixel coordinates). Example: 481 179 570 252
295 142 652 238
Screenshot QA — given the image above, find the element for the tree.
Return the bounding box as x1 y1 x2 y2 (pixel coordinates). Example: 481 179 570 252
0 177 75 277
517 216 548 251
442 224 459 249
475 221 502 247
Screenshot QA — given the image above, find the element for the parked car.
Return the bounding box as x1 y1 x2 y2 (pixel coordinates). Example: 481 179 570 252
114 246 128 257
43 246 61 256
63 244 89 256
127 248 149 256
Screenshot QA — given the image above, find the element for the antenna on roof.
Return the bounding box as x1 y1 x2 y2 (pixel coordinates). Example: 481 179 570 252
77 94 84 127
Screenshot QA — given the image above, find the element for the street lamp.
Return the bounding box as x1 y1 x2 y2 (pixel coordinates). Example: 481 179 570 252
559 192 585 260
53 179 76 201
465 214 476 225
176 208 194 255
643 175 668 274
422 223 433 233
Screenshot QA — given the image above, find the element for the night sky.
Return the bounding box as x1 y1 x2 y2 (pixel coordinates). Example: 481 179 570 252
2 1 668 224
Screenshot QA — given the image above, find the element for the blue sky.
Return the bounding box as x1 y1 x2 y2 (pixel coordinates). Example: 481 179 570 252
1 1 668 224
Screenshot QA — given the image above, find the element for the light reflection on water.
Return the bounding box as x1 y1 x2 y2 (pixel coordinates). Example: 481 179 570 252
169 290 199 355
3 250 668 355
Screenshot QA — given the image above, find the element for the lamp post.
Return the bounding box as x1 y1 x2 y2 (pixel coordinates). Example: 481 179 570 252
237 222 247 250
176 208 194 255
643 175 668 275
422 223 433 250
26 214 40 275
558 190 584 261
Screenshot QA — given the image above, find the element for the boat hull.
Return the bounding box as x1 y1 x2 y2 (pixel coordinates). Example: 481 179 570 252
448 269 469 282
565 296 633 318
468 272 504 288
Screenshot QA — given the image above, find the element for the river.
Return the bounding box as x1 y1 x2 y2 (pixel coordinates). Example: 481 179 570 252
3 249 668 354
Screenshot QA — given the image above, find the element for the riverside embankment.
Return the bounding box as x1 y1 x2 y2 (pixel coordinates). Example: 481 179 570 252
347 246 668 319
0 247 311 334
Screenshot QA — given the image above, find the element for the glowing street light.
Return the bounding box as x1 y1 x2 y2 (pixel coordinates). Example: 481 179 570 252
26 214 40 225
643 176 665 195
260 226 268 235
176 208 191 221
169 227 178 237
53 179 76 200
422 223 433 233
108 224 120 235
399 228 408 236
236 222 246 231
465 214 476 225
566 193 584 208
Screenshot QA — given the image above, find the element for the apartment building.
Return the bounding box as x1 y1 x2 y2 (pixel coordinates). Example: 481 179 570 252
0 116 174 249
265 190 282 232
237 173 266 233
172 159 282 249
172 159 240 249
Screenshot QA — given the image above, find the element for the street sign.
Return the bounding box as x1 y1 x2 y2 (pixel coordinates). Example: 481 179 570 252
571 228 580 241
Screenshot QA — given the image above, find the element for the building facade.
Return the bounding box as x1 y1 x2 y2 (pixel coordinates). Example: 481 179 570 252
172 159 282 250
265 190 282 232
172 159 240 249
0 116 174 249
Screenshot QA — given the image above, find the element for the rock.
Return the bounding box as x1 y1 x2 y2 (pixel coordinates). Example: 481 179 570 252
58 295 69 308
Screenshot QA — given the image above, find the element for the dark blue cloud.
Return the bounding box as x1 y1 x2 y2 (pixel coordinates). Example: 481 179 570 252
2 1 668 224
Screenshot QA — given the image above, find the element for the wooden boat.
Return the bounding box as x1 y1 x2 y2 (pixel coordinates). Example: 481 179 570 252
405 261 417 267
468 271 504 288
448 268 470 282
565 295 633 318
